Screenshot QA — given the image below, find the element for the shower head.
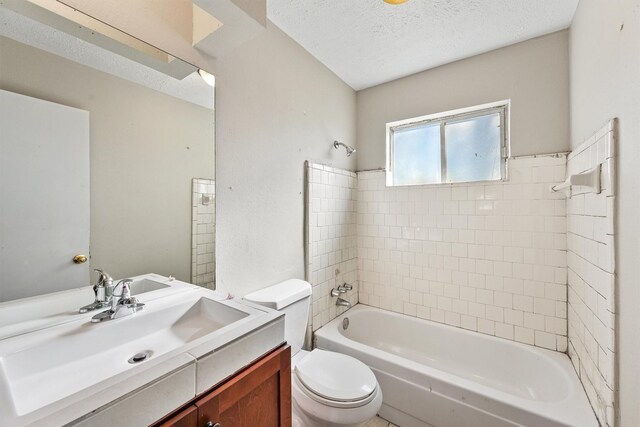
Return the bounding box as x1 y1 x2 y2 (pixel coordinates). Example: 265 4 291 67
333 140 356 157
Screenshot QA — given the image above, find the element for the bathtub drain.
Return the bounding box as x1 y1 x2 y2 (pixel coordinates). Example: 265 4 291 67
343 317 349 330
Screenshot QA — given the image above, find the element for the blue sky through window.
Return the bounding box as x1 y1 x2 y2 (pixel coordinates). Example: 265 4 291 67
393 123 441 185
445 113 501 183
390 108 503 186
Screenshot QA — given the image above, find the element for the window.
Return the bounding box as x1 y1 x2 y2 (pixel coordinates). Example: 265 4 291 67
386 101 509 186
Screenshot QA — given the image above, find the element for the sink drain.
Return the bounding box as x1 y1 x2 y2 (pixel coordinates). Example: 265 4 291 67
128 350 152 364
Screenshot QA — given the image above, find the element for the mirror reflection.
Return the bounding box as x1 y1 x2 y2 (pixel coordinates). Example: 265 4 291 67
0 4 215 303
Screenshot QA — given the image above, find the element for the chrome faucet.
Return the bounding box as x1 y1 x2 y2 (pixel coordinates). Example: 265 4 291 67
79 269 115 313
331 282 353 308
91 279 145 323
330 282 353 297
338 283 353 293
336 297 352 308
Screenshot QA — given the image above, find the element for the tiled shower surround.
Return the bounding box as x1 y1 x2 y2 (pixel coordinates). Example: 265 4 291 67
566 120 616 427
307 145 616 422
356 155 570 351
305 162 358 333
191 178 215 289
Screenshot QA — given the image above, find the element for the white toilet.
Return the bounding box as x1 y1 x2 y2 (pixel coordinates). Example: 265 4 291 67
244 279 382 427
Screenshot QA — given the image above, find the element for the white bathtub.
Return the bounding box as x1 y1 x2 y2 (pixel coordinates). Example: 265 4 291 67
315 305 598 427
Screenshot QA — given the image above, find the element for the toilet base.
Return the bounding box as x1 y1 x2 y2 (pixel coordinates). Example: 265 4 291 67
291 372 383 427
292 398 374 427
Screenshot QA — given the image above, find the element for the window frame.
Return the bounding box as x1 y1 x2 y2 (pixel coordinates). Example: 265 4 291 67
386 100 510 187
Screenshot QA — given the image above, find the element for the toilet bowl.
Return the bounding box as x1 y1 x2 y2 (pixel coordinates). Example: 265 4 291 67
291 349 382 427
244 280 382 427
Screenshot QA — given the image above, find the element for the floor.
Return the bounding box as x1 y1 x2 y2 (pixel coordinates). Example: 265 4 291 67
365 415 398 427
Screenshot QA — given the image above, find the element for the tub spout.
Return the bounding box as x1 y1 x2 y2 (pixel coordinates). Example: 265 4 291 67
336 297 351 308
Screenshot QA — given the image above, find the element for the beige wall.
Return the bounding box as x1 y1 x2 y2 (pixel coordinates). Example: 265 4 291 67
569 1 640 426
356 30 570 171
212 21 356 297
0 36 214 284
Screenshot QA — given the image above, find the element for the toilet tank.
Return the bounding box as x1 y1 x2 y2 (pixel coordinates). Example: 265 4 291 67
244 279 312 356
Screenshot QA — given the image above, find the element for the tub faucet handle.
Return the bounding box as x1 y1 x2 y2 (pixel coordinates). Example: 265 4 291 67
338 283 353 292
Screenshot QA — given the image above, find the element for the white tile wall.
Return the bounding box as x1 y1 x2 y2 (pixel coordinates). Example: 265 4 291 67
305 162 358 333
566 120 616 427
191 178 215 289
357 155 569 351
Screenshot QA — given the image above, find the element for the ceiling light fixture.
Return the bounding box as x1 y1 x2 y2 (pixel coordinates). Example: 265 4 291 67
197 69 216 87
383 0 408 4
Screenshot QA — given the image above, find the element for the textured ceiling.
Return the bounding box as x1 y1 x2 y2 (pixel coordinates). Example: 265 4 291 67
268 0 579 90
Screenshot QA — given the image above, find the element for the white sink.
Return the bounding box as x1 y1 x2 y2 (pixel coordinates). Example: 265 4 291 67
129 278 170 294
0 276 284 427
0 294 246 416
0 274 194 340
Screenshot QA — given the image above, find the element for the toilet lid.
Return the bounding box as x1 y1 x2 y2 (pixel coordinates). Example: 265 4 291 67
294 349 377 402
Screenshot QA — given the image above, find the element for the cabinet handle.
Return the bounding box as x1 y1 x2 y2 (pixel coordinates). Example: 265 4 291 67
205 422 221 427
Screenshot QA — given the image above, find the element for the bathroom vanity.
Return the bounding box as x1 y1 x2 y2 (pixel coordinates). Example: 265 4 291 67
0 275 287 427
155 345 291 427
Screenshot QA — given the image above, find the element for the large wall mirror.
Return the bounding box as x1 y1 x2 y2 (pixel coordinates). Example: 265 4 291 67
0 3 216 303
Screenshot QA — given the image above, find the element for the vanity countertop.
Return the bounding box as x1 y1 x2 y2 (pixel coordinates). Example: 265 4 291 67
0 276 285 427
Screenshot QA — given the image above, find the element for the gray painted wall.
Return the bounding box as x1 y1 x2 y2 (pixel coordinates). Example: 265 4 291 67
212 22 356 297
569 1 640 425
0 36 214 285
356 30 570 171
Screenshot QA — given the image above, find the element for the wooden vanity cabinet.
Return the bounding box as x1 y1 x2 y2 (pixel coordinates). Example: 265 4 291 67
155 345 291 427
157 406 198 427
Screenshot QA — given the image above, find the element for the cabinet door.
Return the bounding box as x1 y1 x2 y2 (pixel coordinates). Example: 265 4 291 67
196 346 291 427
156 405 198 427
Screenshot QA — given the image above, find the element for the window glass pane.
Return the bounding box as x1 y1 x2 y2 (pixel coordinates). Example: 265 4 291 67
444 113 501 183
393 123 441 185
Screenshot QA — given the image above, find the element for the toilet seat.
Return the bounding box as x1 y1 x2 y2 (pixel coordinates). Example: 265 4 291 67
294 349 378 408
291 367 383 426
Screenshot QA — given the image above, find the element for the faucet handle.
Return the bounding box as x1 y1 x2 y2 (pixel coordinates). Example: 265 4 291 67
121 280 131 300
337 283 353 292
111 279 133 310
113 279 133 297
